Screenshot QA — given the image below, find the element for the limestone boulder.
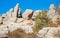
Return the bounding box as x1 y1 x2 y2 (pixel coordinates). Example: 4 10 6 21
20 20 35 33
0 8 13 25
45 27 59 38
20 25 34 34
14 3 19 13
9 17 17 23
2 17 17 24
47 4 57 19
1 3 21 24
32 10 42 20
0 14 9 25
5 3 21 18
37 27 50 38
7 20 35 34
0 3 35 38
6 8 13 18
0 25 8 37
22 20 35 27
52 15 60 26
37 27 60 38
13 3 21 18
22 9 33 20
16 18 24 23
7 22 21 32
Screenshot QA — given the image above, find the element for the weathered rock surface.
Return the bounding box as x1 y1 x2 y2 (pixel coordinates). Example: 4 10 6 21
32 10 42 20
0 3 60 38
47 4 58 19
0 20 35 37
37 27 60 38
0 25 8 37
6 8 13 18
22 9 33 20
16 18 24 23
13 3 21 18
7 22 34 33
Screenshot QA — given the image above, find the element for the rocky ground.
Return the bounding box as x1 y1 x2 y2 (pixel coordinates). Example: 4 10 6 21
0 3 60 38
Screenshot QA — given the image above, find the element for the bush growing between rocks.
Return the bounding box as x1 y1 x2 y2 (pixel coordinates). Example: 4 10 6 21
35 10 53 32
57 7 60 15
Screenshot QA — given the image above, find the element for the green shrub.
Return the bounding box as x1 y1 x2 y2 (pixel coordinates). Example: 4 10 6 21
35 10 53 32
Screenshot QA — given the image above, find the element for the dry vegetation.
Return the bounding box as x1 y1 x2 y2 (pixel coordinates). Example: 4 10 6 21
8 29 28 38
8 29 36 38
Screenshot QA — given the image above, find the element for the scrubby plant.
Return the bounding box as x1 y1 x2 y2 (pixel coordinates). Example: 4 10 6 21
8 29 36 38
57 7 60 15
35 10 53 32
8 29 28 38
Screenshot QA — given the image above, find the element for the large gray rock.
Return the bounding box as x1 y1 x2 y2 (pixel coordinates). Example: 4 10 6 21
22 9 33 20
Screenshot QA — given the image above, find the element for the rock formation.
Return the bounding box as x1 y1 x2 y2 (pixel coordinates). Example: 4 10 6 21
0 3 35 38
0 3 60 38
22 9 33 20
47 4 58 19
32 10 42 20
37 27 60 38
6 8 13 18
52 15 60 26
13 3 21 18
